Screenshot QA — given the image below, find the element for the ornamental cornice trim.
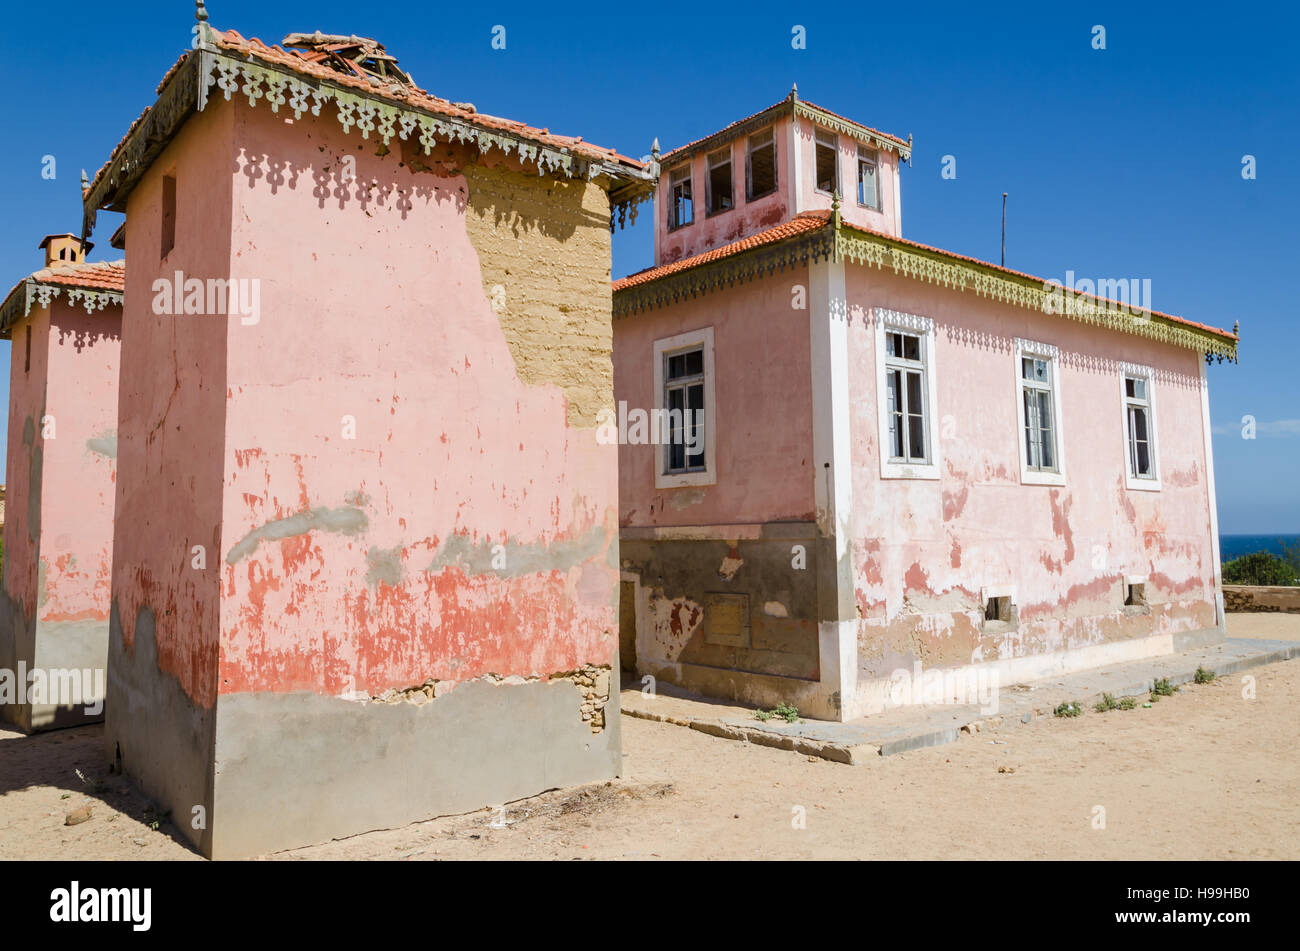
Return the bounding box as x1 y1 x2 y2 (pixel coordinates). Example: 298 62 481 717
0 278 124 338
836 227 1237 362
792 102 912 162
84 47 656 238
612 229 836 318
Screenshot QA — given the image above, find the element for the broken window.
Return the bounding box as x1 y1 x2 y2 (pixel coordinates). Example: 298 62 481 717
668 165 693 231
1124 374 1156 479
161 175 177 259
857 146 880 209
884 330 929 464
664 345 706 474
983 594 1016 631
746 127 777 200
706 146 733 216
815 128 838 194
1021 355 1058 471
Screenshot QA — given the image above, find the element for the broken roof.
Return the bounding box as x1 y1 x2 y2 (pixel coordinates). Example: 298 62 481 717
613 212 1238 361
659 88 912 167
0 259 125 339
83 21 656 237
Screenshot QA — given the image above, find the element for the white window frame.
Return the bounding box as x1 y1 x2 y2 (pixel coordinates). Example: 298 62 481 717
1013 338 1066 486
653 327 717 489
1120 362 1161 491
874 309 940 480
856 145 880 210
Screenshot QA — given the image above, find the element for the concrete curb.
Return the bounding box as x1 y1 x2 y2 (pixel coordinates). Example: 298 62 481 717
621 639 1300 765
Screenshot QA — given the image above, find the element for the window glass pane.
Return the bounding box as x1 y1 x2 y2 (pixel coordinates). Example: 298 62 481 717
906 371 926 459
857 155 878 207
887 369 903 457
667 353 685 380
886 332 899 358
902 334 920 361
1037 390 1054 469
684 349 703 376
1023 389 1039 467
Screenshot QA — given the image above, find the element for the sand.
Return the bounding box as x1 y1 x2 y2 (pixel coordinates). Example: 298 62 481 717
2 612 1296 860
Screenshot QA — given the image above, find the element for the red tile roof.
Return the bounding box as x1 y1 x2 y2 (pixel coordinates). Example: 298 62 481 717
614 211 831 290
613 215 1237 344
211 29 648 170
87 28 649 213
26 259 125 293
0 259 125 339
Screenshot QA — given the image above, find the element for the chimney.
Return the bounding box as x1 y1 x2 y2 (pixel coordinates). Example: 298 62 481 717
38 233 93 268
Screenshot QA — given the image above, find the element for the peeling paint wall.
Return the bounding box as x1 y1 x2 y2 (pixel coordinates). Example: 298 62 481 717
108 92 622 856
1 297 120 731
844 266 1218 696
613 268 824 705
615 269 816 528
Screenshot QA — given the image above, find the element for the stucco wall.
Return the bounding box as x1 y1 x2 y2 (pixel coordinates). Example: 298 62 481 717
614 268 816 528
1 297 119 731
843 265 1218 691
1 304 50 729
108 90 624 855
614 269 822 700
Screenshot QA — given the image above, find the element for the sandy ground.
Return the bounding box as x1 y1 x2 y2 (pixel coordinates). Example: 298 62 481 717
2 612 1297 861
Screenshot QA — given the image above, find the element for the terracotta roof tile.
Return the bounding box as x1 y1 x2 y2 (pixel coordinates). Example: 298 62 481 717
212 29 647 170
613 211 832 290
27 259 125 293
87 28 647 206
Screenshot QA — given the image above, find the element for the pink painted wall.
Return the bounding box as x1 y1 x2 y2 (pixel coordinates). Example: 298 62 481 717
34 300 120 628
116 102 234 709
655 118 793 266
3 304 52 620
615 270 816 528
844 266 1217 676
210 97 618 698
793 116 900 236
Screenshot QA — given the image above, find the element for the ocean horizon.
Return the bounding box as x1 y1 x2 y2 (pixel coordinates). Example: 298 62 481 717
1220 533 1300 562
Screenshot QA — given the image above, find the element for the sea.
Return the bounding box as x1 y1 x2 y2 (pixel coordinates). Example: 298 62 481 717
1219 534 1300 561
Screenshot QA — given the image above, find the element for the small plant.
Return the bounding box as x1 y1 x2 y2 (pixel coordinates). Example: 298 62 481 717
1194 666 1216 684
754 702 800 724
1054 701 1083 718
1118 696 1138 710
1094 692 1120 713
1151 677 1177 698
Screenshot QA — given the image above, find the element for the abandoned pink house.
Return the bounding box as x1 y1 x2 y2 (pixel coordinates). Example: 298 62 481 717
80 16 653 857
612 89 1238 720
0 236 123 732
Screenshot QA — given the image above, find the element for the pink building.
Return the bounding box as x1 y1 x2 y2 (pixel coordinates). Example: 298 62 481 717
613 89 1237 720
81 20 653 857
0 236 123 731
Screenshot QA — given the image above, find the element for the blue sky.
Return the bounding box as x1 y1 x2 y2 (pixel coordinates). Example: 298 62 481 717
1 0 1295 533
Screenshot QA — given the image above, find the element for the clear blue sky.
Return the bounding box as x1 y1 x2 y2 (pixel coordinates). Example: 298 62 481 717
2 0 1295 533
